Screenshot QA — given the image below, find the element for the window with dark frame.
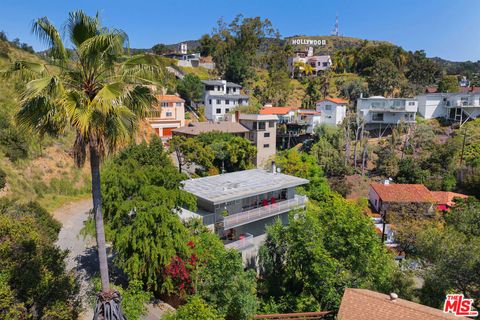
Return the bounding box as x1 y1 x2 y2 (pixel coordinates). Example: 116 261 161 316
264 132 270 137
216 108 221 114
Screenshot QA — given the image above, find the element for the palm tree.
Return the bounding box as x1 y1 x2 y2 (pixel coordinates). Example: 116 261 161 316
5 11 165 319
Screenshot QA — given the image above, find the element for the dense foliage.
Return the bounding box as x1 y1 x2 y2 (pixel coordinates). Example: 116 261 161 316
101 138 257 319
0 199 79 319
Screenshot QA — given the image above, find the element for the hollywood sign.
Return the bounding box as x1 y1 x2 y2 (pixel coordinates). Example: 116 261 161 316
291 39 327 46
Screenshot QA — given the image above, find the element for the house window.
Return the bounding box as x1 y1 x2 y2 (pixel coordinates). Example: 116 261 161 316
269 121 275 128
166 111 173 117
323 62 328 67
217 99 222 104
317 62 321 66
264 132 270 138
225 108 230 113
225 100 230 105
216 108 221 114
325 105 332 111
161 102 169 107
263 144 269 148
372 113 384 121
408 101 415 106
258 122 266 130
175 102 182 107
209 99 212 105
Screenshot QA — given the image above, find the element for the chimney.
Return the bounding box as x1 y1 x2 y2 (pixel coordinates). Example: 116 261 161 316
384 179 390 185
389 293 398 301
271 161 277 174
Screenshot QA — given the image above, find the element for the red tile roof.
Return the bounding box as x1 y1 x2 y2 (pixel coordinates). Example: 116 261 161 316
370 183 434 203
338 289 463 320
156 95 185 103
259 107 293 115
317 97 348 104
431 191 468 207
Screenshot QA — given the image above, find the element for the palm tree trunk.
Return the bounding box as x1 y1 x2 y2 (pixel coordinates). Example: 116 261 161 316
90 145 110 292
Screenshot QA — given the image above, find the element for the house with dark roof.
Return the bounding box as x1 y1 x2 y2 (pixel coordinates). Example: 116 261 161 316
338 288 464 319
201 80 249 121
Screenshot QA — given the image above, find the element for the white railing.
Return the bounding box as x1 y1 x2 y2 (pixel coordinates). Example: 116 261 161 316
225 233 254 251
223 195 307 229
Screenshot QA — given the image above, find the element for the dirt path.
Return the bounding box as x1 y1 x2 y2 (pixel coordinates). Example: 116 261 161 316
53 198 95 320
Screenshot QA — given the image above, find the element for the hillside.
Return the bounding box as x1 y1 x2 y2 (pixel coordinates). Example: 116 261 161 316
0 39 90 210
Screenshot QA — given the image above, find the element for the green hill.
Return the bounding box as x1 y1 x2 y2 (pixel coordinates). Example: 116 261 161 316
0 39 90 210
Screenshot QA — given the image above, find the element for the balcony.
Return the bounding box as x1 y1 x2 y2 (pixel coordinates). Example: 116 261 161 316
224 233 254 251
223 195 307 229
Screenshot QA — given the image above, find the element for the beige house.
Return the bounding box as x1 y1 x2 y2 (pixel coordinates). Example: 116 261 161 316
147 95 185 138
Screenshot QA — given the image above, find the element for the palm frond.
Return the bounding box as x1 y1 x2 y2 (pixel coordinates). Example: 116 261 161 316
32 17 68 61
21 75 64 101
79 31 127 63
64 10 100 47
120 54 168 85
91 82 125 115
123 85 156 118
2 60 46 81
16 96 68 136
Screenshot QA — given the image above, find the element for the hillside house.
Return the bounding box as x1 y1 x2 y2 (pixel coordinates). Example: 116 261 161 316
147 95 185 139
368 182 435 221
259 106 295 123
179 168 308 261
296 109 322 134
288 47 332 76
202 80 249 121
315 97 348 125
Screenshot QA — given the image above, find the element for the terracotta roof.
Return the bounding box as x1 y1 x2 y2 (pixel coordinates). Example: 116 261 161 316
338 289 463 320
431 191 468 207
259 107 293 115
317 97 348 104
370 183 434 203
172 121 249 136
156 95 185 103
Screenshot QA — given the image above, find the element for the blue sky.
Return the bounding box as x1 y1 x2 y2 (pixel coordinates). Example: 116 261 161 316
1 0 479 61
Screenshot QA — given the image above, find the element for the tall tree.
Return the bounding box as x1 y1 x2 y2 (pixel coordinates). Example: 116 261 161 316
5 11 165 318
177 74 204 106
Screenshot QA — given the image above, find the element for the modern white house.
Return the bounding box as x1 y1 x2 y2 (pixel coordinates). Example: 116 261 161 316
202 80 249 121
356 96 417 132
316 97 348 125
179 168 309 262
259 105 295 124
416 89 480 125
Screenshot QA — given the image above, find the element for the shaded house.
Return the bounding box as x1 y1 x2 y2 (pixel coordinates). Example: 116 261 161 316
431 191 468 211
368 182 435 220
338 288 463 320
296 109 322 134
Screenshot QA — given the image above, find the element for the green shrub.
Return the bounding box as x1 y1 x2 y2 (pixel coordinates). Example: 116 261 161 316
0 167 6 189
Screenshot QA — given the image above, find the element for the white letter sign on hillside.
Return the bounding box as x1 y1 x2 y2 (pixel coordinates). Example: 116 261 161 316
291 39 327 46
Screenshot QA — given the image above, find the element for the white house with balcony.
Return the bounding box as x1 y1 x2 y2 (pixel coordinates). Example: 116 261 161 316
416 91 480 125
179 168 308 263
202 80 249 121
356 96 417 133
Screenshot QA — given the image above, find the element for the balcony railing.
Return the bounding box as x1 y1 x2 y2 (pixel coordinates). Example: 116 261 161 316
223 195 307 229
225 233 254 251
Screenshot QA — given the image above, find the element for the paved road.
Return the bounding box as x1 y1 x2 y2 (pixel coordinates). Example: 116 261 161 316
53 199 173 319
53 198 95 320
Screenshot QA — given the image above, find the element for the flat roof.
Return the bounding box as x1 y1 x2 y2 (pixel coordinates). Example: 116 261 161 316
182 169 309 204
172 121 249 135
239 114 279 121
208 94 249 100
202 80 242 88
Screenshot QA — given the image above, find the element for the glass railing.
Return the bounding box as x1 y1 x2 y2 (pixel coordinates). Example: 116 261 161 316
224 233 254 251
223 195 307 229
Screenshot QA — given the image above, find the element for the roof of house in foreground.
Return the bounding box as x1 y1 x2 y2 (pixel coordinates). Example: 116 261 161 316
182 169 309 204
259 107 293 115
430 191 468 206
172 121 249 135
370 183 434 203
338 289 463 320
